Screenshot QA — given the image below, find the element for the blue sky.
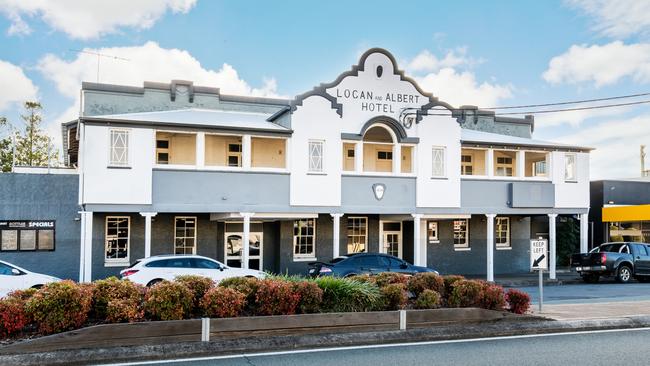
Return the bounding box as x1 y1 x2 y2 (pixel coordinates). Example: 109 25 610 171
0 0 649 179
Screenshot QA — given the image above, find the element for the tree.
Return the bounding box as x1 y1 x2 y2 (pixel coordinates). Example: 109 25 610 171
0 102 58 172
556 215 580 266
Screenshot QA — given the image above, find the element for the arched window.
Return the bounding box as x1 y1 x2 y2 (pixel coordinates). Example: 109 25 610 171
362 124 395 173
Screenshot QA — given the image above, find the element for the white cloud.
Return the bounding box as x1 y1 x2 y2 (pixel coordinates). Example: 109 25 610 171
555 114 650 179
0 60 38 111
543 41 650 87
567 0 650 38
415 67 513 108
0 0 196 40
37 41 283 99
405 48 482 74
534 104 634 128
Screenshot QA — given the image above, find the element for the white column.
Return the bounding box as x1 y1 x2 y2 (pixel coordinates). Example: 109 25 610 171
487 149 494 178
140 212 157 258
412 214 423 266
580 212 589 253
196 132 205 168
486 214 496 282
392 144 401 174
331 213 343 258
79 211 93 283
240 212 254 269
517 151 525 178
354 142 363 173
242 135 251 169
548 213 558 280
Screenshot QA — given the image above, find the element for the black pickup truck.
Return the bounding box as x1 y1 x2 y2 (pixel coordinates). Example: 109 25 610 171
571 242 650 283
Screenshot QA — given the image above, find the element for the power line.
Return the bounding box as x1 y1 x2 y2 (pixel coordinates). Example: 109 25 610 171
482 91 650 110
69 49 130 83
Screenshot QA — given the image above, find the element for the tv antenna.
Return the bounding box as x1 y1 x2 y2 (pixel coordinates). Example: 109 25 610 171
70 49 130 83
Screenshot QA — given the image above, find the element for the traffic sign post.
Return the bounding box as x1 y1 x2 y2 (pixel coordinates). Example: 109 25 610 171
530 239 548 313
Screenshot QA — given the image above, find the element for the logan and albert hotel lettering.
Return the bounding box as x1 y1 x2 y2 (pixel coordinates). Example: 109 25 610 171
335 88 421 113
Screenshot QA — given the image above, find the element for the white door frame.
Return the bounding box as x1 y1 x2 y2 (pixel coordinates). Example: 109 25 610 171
224 228 264 270
379 220 403 258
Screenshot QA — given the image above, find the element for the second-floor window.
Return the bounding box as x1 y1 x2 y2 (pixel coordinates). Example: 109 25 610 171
461 155 473 175
309 140 324 172
109 129 129 166
432 147 446 177
565 153 577 181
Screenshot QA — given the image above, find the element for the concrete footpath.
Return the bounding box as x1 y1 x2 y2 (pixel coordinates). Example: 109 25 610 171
535 300 650 321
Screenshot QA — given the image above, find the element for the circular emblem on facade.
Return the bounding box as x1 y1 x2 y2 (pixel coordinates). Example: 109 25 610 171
372 183 386 201
376 65 383 78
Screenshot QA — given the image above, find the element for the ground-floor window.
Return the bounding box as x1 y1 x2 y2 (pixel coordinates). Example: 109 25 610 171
609 221 650 242
347 217 367 254
453 219 469 249
175 217 197 254
495 217 511 249
105 216 130 264
293 218 316 259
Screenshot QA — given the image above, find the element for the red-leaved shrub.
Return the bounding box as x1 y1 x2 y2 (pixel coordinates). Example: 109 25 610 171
106 298 144 323
175 275 214 316
414 289 442 309
374 272 409 288
447 279 483 308
505 289 531 314
380 283 409 310
25 280 93 334
294 281 323 314
0 297 29 338
480 284 506 311
407 273 445 297
200 287 246 318
92 277 145 322
144 281 193 320
442 275 465 299
253 279 301 316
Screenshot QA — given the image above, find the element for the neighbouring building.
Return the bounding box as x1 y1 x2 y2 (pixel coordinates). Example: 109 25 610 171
1 48 592 282
590 178 650 247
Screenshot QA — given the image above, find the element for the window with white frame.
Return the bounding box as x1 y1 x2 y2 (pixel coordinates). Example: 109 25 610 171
174 217 197 254
427 221 439 243
293 219 316 259
109 129 129 166
453 219 469 248
495 217 510 248
347 217 367 254
461 155 473 175
432 147 446 177
565 153 577 181
308 140 324 172
105 217 130 263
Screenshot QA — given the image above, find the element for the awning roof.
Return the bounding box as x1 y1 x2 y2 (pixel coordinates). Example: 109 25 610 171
83 108 291 133
602 205 650 222
461 129 592 151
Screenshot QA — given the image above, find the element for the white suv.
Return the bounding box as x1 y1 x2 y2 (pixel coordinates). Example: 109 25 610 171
0 260 61 298
119 255 266 286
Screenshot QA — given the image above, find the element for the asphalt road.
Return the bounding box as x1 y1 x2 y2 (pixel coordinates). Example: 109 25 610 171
108 328 650 366
513 281 650 304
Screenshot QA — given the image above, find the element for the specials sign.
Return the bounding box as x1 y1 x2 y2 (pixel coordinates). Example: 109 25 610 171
334 88 422 114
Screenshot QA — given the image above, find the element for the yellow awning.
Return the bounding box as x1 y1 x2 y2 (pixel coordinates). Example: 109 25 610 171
602 204 650 222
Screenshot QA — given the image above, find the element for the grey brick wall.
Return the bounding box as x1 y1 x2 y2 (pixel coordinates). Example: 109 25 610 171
0 173 80 281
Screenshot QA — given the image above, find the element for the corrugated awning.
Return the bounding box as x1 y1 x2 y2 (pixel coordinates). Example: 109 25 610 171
602 205 650 222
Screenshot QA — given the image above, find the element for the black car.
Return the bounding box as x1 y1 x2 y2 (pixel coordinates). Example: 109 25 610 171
571 242 650 283
307 253 438 278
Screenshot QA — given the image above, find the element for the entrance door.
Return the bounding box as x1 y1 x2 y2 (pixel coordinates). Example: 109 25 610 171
224 232 263 270
381 221 402 258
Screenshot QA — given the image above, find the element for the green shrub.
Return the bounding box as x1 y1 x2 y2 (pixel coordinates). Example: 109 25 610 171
25 280 93 334
481 284 506 311
200 287 246 318
407 273 445 297
414 289 442 309
374 272 409 288
219 277 261 314
380 283 409 310
293 281 323 314
505 289 531 314
315 276 382 312
175 275 214 316
253 279 301 316
0 297 29 338
92 277 144 321
447 279 484 308
442 275 465 299
144 281 193 320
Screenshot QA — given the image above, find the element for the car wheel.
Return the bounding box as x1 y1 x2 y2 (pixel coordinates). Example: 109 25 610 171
616 265 632 283
582 274 599 283
147 279 163 287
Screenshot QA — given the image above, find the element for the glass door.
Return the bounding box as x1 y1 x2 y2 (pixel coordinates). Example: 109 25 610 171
381 221 402 258
225 232 263 270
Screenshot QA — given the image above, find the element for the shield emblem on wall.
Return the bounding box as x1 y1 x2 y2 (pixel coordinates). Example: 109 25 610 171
372 183 386 201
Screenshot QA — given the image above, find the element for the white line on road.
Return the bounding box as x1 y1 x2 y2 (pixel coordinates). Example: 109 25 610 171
101 327 650 366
